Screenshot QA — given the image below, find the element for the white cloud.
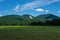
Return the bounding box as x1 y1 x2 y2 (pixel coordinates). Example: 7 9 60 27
0 0 4 2
51 0 59 2
45 10 49 12
13 4 20 12
20 0 59 11
35 8 44 12
35 8 50 13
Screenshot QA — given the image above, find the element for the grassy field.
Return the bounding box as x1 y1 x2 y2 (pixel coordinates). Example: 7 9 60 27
0 26 60 40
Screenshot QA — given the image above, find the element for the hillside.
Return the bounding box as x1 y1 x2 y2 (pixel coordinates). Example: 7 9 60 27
35 14 59 21
0 15 23 25
0 14 59 26
22 14 34 20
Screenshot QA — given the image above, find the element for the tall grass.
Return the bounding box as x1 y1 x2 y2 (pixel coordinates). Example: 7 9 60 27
0 26 60 40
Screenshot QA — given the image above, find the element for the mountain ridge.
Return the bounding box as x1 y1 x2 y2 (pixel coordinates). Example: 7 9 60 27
0 14 59 21
0 14 59 26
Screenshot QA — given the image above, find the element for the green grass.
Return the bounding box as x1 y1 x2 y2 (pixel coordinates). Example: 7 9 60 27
0 26 60 40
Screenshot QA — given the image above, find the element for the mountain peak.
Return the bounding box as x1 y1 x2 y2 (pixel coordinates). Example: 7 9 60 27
22 14 31 16
35 14 59 21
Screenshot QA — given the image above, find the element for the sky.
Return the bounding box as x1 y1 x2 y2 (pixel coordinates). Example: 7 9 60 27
0 0 60 17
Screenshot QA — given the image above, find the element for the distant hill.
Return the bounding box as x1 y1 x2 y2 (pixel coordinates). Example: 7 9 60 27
22 14 34 20
0 14 59 21
35 14 59 22
0 14 34 25
0 15 23 25
0 14 59 25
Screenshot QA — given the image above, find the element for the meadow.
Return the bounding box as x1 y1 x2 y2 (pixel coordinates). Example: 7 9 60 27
0 26 60 40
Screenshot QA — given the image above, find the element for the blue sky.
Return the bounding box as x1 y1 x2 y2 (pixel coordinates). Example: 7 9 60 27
0 0 60 17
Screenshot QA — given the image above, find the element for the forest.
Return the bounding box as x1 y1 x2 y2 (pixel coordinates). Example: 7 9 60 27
0 14 60 26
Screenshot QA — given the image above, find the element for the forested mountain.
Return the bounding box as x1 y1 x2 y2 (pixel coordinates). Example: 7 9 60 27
21 14 34 20
35 14 59 21
0 14 59 26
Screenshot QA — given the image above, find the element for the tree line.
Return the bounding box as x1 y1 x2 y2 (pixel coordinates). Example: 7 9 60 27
0 18 60 26
30 18 60 26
